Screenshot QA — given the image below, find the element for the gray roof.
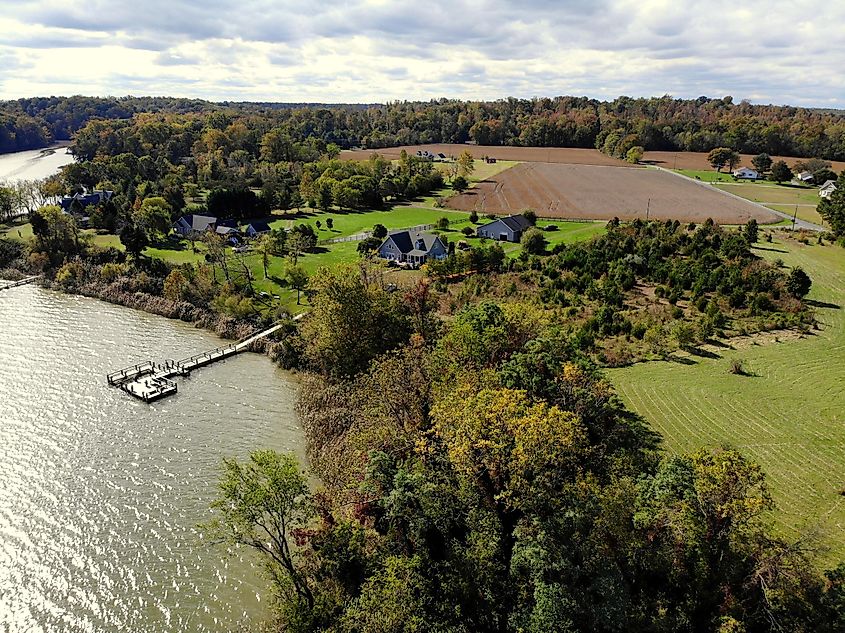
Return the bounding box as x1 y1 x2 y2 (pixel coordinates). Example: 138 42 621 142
383 230 443 255
246 221 271 233
176 214 217 232
820 180 837 189
481 214 532 232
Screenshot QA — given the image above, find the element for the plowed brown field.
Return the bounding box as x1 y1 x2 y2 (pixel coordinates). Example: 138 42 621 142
340 144 624 166
445 163 779 224
642 150 845 173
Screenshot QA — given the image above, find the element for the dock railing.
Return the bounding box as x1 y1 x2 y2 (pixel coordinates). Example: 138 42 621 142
107 361 156 386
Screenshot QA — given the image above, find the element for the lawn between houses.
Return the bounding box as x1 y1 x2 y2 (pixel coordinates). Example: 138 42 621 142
2 209 605 315
607 239 845 566
674 169 826 226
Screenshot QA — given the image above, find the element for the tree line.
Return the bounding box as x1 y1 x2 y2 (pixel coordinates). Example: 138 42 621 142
2 94 845 159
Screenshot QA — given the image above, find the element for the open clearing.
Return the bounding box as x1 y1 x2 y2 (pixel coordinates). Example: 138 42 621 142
341 144 625 166
643 150 845 173
445 162 779 224
608 241 845 565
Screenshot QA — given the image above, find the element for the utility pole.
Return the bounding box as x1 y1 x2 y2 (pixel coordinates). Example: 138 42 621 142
792 205 798 232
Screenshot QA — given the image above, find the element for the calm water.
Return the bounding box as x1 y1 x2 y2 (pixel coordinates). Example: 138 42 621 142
0 145 75 182
0 285 304 632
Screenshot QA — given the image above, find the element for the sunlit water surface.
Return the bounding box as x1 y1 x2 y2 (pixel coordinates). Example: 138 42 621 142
0 145 75 182
0 285 303 631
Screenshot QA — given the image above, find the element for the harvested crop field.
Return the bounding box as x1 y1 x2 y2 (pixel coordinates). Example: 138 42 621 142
642 150 845 173
445 162 780 224
340 144 624 166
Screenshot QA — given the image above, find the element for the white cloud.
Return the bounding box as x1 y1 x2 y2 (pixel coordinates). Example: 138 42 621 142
0 0 842 106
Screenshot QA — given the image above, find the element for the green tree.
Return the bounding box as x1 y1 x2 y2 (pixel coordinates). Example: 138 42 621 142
256 233 273 279
30 204 81 260
299 263 410 378
786 267 812 298
521 209 537 225
743 218 758 244
134 196 172 242
437 216 450 231
521 227 547 255
818 175 845 236
751 153 772 174
357 236 382 255
372 223 388 239
770 160 793 184
456 149 475 178
452 175 469 192
0 186 14 221
708 147 739 172
208 450 315 609
119 223 149 258
469 210 479 224
626 145 644 164
285 265 309 305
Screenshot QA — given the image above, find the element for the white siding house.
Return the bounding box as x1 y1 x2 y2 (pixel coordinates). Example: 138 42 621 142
732 167 760 180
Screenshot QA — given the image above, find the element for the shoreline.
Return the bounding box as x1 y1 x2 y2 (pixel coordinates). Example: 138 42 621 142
2 268 290 363
0 140 72 158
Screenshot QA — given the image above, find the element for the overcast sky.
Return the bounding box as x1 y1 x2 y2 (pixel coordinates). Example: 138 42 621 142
0 0 843 107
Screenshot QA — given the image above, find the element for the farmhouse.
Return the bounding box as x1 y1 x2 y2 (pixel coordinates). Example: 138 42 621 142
415 150 436 160
173 214 217 237
377 230 447 267
476 214 532 242
820 180 838 199
732 167 759 180
796 171 814 183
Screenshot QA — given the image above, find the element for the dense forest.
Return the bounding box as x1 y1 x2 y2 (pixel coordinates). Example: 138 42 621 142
203 224 844 632
2 94 845 159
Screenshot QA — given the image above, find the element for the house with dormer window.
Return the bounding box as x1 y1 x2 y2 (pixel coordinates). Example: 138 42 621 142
377 230 448 267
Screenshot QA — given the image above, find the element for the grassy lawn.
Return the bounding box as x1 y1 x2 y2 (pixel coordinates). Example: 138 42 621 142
268 207 471 240
765 204 826 227
437 219 606 258
607 240 845 565
713 182 820 206
675 169 740 183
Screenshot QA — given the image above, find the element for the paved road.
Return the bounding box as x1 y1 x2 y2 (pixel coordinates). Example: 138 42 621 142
654 166 826 232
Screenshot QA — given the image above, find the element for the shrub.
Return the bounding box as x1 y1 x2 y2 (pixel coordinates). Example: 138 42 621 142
55 261 85 288
544 224 559 232
786 267 812 298
461 226 475 236
100 263 127 283
729 358 747 375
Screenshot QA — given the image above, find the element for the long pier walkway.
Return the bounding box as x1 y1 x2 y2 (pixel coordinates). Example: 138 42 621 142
106 322 285 403
0 275 42 292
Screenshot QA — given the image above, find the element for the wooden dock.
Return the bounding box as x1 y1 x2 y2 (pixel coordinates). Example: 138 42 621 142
107 322 285 403
0 275 42 292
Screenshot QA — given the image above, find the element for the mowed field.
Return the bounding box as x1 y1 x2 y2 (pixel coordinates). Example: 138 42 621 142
608 241 845 565
445 162 779 224
340 144 625 166
643 150 845 173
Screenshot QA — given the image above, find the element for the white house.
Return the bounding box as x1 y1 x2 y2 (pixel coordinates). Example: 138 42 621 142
796 170 814 183
820 180 838 199
732 167 759 180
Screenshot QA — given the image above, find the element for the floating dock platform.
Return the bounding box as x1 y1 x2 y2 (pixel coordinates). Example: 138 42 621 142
106 323 284 403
